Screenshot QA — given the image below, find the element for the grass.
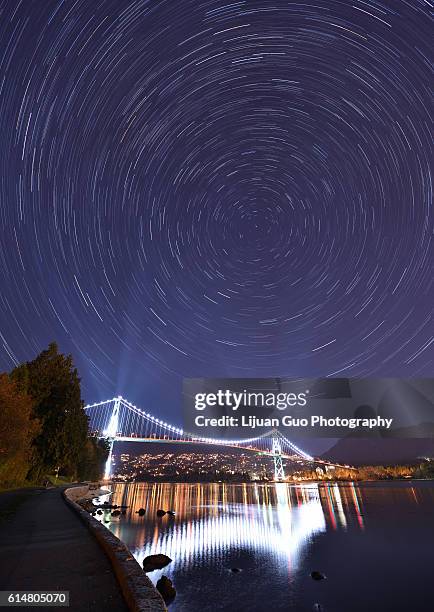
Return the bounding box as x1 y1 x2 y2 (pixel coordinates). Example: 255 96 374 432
46 474 76 486
0 480 40 494
0 474 75 494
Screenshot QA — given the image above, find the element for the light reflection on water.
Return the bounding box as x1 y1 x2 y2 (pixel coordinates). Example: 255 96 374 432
95 481 434 611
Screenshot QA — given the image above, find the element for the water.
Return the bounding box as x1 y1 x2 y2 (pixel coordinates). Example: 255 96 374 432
96 481 434 611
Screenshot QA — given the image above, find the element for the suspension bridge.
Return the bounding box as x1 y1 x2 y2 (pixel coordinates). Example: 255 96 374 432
84 396 334 481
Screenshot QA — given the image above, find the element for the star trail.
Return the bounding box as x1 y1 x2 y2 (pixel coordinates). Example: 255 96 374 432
0 0 432 414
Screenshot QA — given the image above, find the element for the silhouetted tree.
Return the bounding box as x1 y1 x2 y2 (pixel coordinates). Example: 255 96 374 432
12 342 88 480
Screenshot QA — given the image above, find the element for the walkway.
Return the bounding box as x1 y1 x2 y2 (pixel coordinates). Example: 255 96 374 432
0 486 128 611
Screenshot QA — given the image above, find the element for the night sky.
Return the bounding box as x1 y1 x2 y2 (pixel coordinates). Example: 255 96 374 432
0 0 432 422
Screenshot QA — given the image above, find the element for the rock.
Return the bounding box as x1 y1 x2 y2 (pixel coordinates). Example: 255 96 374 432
81 502 95 514
156 576 176 603
156 509 166 517
111 510 121 517
142 554 172 572
311 571 326 581
137 508 146 516
230 567 241 573
166 510 176 516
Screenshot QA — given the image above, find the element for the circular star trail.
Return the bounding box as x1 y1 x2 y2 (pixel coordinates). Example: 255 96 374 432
0 0 432 405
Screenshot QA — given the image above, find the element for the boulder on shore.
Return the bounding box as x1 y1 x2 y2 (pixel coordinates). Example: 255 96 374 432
142 553 172 572
156 576 176 603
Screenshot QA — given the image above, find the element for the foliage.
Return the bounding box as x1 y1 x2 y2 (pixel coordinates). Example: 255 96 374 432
414 459 434 479
0 373 39 487
11 343 89 481
77 437 110 481
292 463 416 482
0 342 107 488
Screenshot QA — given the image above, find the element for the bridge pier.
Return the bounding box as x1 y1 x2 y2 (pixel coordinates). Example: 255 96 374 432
272 432 285 481
103 397 121 479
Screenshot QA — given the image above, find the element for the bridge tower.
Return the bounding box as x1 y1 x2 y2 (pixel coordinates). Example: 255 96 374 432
271 430 285 481
103 396 121 479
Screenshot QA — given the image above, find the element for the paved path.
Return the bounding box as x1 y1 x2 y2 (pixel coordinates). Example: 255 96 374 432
0 487 129 611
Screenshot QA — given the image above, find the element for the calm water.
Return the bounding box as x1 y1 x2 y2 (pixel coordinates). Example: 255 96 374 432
96 481 434 611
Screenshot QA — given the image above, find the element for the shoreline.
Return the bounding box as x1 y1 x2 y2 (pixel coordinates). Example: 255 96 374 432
64 484 167 612
107 477 434 485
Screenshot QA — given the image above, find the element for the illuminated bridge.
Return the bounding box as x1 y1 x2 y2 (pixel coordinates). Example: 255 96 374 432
84 396 332 480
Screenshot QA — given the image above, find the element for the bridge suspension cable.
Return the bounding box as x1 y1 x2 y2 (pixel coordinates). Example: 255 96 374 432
84 396 314 478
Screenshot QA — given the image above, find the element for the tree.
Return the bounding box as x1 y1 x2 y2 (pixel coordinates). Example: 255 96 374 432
12 342 89 480
0 373 39 487
78 438 110 481
4 342 110 484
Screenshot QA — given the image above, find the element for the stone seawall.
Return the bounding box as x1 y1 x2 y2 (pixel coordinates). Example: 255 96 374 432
64 485 167 612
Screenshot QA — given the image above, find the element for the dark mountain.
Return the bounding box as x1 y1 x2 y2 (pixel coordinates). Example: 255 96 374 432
322 435 434 466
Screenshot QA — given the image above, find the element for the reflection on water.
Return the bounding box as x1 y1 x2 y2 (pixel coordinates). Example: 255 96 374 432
99 482 363 565
96 482 434 611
